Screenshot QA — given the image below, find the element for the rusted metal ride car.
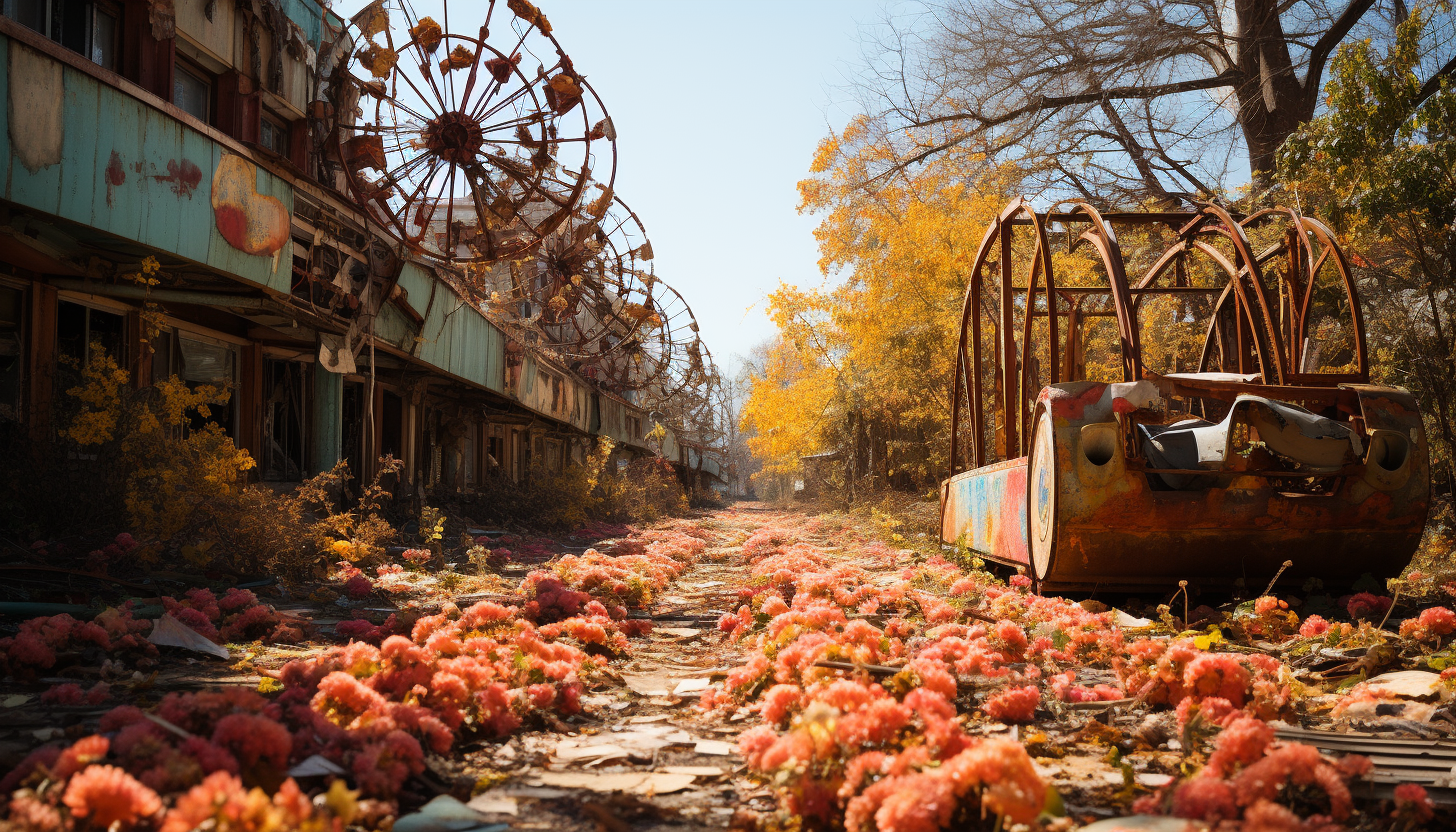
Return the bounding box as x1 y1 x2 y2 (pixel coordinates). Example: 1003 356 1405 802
940 199 1430 593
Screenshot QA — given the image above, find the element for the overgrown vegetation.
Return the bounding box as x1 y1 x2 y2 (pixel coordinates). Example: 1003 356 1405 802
452 438 690 530
0 348 696 583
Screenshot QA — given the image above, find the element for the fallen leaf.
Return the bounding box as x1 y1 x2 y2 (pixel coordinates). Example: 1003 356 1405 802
553 743 630 762
621 674 671 697
464 795 518 816
289 754 346 777
658 765 726 777
1079 818 1194 831
529 771 697 795
148 613 230 659
393 795 506 832
672 678 711 695
693 739 735 756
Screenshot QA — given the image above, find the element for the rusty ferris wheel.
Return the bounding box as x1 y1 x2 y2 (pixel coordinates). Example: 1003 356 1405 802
322 0 721 418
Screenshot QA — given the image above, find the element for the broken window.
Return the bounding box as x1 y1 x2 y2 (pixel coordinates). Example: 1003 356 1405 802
341 381 365 487
261 360 308 482
3 0 116 70
56 300 124 367
177 335 237 438
380 390 403 461
261 112 290 156
0 284 22 422
173 61 212 123
485 426 504 476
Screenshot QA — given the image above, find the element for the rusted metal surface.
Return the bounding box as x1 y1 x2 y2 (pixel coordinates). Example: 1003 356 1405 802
942 198 1430 592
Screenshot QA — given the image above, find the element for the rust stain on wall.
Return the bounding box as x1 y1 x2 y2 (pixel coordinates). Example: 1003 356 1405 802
211 154 289 256
152 159 202 197
104 151 126 207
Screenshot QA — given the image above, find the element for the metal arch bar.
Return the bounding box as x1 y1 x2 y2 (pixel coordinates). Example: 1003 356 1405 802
1299 215 1369 380
1016 205 1057 458
1200 203 1289 384
999 210 1018 457
1188 238 1274 378
951 211 1003 474
1064 202 1142 381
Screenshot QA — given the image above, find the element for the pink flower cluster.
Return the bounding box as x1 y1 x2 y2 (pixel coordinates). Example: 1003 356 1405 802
1115 638 1292 721
569 521 631 541
712 521 1134 832
335 614 402 645
162 587 301 645
82 532 139 574
0 607 156 679
1135 713 1371 827
41 681 111 706
738 682 1045 829
3 726 347 832
272 597 596 788
1399 605 1456 642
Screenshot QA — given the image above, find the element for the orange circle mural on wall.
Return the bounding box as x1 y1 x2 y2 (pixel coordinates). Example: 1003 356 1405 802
211 154 290 256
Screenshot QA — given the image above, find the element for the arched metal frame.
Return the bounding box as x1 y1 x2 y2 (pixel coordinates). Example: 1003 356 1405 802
948 199 1369 478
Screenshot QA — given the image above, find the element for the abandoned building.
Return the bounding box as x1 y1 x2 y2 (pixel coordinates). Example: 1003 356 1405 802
0 0 725 494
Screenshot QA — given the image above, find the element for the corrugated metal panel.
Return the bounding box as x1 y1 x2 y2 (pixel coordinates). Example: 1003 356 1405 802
401 261 504 393
509 352 591 431
373 302 418 351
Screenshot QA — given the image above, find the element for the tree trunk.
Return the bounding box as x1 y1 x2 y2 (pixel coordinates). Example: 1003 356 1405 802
1232 0 1318 188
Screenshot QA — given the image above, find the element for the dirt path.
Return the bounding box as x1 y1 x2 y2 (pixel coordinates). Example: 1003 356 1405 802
447 505 792 831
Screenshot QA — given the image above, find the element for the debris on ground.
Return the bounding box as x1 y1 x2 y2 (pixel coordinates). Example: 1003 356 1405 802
4 505 1456 830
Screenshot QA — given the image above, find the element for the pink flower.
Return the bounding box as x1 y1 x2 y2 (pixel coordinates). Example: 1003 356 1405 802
1299 614 1331 638
62 765 162 829
343 574 374 599
983 685 1039 723
211 712 291 771
160 770 245 832
52 734 111 780
1345 592 1392 620
1394 783 1435 822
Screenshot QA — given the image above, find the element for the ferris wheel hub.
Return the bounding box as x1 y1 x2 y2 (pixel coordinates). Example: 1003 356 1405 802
423 110 486 164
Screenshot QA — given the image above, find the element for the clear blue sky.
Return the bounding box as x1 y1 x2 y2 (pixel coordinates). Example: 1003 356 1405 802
337 0 884 375
547 1 883 375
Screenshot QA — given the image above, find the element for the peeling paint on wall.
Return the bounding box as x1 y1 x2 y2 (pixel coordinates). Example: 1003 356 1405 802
8 43 64 173
153 159 202 197
211 153 289 256
104 151 126 206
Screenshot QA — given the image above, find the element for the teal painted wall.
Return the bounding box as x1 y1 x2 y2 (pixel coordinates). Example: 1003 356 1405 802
311 364 342 474
399 262 506 394
0 34 295 295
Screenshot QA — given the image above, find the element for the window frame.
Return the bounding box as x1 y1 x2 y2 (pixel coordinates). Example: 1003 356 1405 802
172 58 214 124
260 111 290 156
88 0 117 70
0 279 26 423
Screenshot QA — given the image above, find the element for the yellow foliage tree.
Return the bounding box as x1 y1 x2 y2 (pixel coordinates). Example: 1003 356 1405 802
742 119 1013 494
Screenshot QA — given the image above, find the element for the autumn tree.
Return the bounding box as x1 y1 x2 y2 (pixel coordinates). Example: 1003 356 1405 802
740 124 1011 497
1278 6 1456 490
851 0 1454 201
